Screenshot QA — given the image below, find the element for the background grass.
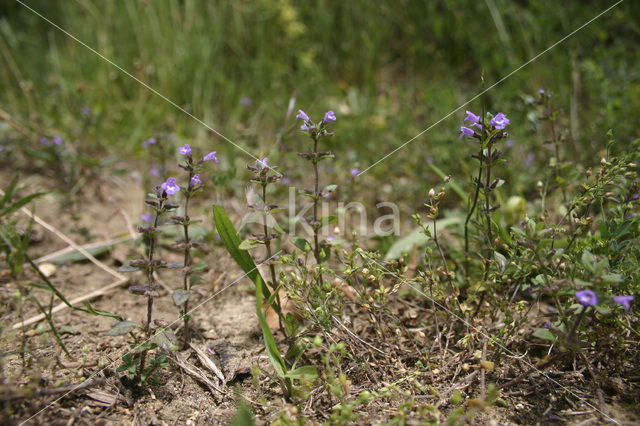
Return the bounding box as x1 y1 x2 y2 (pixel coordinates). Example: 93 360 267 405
1 0 639 210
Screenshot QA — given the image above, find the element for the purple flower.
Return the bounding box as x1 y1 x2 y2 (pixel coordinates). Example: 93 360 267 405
256 158 268 169
613 295 634 313
505 139 514 147
39 137 50 145
576 289 598 307
327 235 336 241
426 156 434 164
350 168 360 177
464 111 480 124
525 153 535 167
141 213 152 223
190 173 202 186
240 97 252 106
296 110 309 121
459 126 475 139
179 144 191 156
490 112 510 130
143 137 157 148
538 89 545 96
282 176 292 185
82 106 90 116
300 123 310 131
323 110 336 123
161 177 180 195
150 166 160 177
202 151 218 163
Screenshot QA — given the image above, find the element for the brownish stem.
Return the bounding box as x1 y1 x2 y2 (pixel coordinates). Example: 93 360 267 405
262 183 284 333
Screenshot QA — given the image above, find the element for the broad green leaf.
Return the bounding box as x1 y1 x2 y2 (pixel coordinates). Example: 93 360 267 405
284 365 318 380
189 275 204 286
320 215 338 227
239 238 262 250
213 204 288 391
290 236 311 252
106 321 138 336
385 216 463 259
190 261 208 272
532 328 557 342
212 204 277 313
172 289 191 306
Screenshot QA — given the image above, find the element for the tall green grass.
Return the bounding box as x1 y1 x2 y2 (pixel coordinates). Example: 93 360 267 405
0 1 638 195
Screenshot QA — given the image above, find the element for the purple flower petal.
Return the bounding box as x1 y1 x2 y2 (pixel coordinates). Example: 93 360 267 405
459 126 475 139
202 151 218 163
576 289 598 307
490 112 510 130
256 158 268 169
190 173 202 186
161 177 180 195
179 144 192 156
464 111 480 124
296 110 309 121
323 110 336 123
613 295 634 313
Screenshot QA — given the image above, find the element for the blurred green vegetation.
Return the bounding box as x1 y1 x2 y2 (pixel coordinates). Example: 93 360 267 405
0 0 639 208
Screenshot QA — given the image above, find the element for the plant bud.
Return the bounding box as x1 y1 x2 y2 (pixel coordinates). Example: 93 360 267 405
362 268 370 275
428 188 436 198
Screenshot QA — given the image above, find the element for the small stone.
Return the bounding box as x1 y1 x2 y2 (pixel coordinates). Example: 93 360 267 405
39 263 57 278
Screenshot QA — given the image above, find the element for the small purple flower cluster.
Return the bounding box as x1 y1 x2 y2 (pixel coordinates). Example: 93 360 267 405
575 290 634 313
296 109 337 133
459 111 510 139
40 136 63 146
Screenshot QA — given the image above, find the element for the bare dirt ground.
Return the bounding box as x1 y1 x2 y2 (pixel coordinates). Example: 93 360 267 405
1 167 639 425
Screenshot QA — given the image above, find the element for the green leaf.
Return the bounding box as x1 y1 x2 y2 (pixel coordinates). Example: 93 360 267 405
1 192 47 218
532 328 557 342
155 330 178 351
172 289 191 306
385 216 463 259
239 238 262 250
106 321 138 336
213 204 288 391
284 365 318 380
320 215 338 227
190 261 208 272
0 176 19 210
189 275 204 286
290 236 311 252
118 264 139 272
602 273 623 283
212 205 279 315
284 313 299 337
493 252 507 274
